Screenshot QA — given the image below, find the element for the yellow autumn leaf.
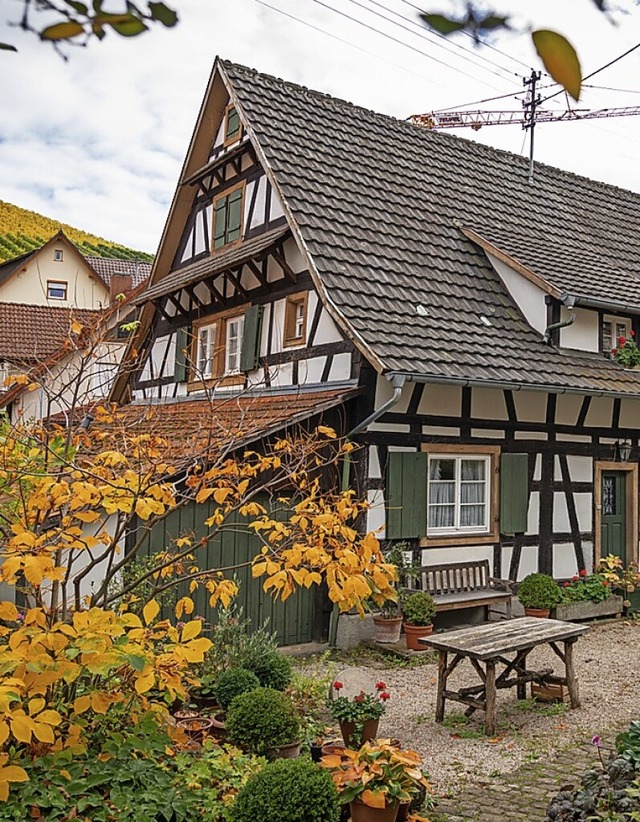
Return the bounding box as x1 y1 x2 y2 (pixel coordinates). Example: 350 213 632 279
362 789 386 809
90 692 111 715
33 722 55 744
70 320 83 335
135 671 155 694
532 29 581 101
0 603 18 622
142 600 160 625
28 697 46 716
73 696 91 715
175 597 194 619
317 425 336 438
37 710 62 726
10 715 32 744
0 723 8 746
180 620 201 642
0 765 28 783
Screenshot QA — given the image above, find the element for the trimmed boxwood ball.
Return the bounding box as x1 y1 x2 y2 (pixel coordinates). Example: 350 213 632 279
517 572 562 610
247 651 292 690
215 667 260 710
231 757 340 822
226 687 300 756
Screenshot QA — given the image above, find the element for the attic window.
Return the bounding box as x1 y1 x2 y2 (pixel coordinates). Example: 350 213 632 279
47 280 67 300
224 104 242 145
283 293 308 347
602 315 631 354
53 249 64 262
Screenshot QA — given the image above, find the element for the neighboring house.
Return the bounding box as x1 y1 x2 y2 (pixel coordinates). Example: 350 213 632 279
0 231 151 421
109 58 640 641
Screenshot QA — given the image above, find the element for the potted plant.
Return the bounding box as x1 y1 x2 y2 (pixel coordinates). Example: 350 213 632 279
554 567 623 621
321 739 431 822
214 667 260 711
517 572 562 617
401 591 436 650
612 332 640 368
246 651 293 691
372 544 416 644
329 680 390 747
226 686 301 759
189 672 219 709
598 554 640 612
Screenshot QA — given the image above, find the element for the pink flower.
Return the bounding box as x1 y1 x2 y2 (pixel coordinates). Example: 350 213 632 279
375 681 387 691
592 735 603 748
333 681 344 690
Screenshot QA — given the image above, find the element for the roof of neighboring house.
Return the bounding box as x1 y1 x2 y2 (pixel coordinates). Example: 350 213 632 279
215 60 640 396
86 256 152 290
57 386 359 461
0 303 102 364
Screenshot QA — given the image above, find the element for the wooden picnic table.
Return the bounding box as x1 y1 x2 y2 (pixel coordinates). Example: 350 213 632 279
418 617 589 735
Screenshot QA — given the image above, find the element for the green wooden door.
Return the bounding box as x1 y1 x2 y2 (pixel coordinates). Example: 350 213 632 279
135 499 317 646
601 471 626 561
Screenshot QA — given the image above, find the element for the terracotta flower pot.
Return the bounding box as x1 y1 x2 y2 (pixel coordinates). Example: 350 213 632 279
321 740 346 757
339 718 379 747
176 716 214 744
350 798 399 822
210 712 228 740
403 622 433 651
373 615 402 643
270 740 301 759
524 607 550 618
396 801 411 821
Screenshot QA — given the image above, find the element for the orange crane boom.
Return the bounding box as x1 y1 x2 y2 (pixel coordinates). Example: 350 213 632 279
411 106 640 130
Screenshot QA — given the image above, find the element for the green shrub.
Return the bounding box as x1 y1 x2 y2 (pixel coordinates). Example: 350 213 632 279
402 591 437 626
247 651 292 690
226 687 300 757
199 604 278 678
231 758 339 822
215 667 260 710
517 573 562 610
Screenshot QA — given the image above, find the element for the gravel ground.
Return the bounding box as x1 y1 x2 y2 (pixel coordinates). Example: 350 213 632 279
299 620 640 796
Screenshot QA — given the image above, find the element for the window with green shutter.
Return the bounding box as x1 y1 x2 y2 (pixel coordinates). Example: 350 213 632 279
224 104 242 145
500 453 530 535
240 305 264 372
213 184 244 250
386 451 428 539
174 326 190 382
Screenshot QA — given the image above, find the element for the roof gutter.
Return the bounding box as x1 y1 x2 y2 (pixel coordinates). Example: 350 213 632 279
384 371 640 401
562 292 640 315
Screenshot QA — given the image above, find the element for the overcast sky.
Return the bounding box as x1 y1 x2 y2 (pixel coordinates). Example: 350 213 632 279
2 0 640 254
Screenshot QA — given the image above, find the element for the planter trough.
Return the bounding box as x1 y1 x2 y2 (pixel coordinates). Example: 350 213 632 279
552 595 624 622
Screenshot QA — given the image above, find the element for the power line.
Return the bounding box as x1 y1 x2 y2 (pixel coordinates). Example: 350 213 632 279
310 0 513 92
358 0 523 81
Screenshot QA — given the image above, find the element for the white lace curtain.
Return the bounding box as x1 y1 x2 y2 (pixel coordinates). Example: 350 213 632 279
428 458 486 529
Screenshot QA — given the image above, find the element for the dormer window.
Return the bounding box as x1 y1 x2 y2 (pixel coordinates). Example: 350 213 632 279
603 315 631 354
53 249 64 262
213 183 244 250
224 104 242 145
47 280 67 300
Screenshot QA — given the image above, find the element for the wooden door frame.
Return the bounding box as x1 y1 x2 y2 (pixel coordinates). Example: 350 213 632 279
594 461 638 566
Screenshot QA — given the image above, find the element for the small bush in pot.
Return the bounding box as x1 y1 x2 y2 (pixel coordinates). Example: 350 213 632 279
402 592 436 651
246 650 292 691
231 757 340 822
215 667 261 711
517 573 562 615
329 680 390 747
226 687 300 757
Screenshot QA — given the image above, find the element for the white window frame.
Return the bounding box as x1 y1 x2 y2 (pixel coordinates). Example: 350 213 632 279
427 453 491 536
224 315 244 374
53 249 64 262
602 315 631 354
197 322 217 379
47 280 67 300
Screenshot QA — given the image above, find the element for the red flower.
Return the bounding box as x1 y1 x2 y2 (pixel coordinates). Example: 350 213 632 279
380 692 391 701
572 575 579 581
563 582 570 587
613 349 619 356
375 681 387 691
619 336 627 346
579 569 587 577
355 694 364 702
333 681 344 690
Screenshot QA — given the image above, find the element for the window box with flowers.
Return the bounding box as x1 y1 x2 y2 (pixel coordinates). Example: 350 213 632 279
329 681 391 748
552 568 623 621
612 332 640 369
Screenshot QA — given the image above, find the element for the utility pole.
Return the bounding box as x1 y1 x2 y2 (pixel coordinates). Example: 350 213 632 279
522 69 541 183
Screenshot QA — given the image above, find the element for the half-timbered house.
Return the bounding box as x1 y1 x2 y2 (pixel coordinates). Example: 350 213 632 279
111 58 640 640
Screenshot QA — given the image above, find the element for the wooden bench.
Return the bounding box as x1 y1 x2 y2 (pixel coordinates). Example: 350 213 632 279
407 560 513 620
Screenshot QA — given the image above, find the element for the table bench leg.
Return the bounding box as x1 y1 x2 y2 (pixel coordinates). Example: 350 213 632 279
436 650 448 722
565 639 580 708
485 659 497 736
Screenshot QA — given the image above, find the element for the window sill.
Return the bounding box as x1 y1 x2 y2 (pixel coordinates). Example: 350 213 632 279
187 374 245 392
282 335 306 349
419 531 498 548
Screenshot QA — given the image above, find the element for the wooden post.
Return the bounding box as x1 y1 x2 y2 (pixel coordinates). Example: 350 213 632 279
485 660 497 736
517 651 528 700
436 650 448 722
565 639 580 708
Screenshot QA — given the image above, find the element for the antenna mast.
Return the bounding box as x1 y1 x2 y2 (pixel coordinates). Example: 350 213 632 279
523 70 541 183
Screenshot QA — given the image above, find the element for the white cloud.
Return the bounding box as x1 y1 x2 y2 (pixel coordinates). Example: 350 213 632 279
2 0 640 252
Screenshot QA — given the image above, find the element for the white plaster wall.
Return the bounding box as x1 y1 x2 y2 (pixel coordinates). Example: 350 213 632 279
303 356 326 384
420 544 494 574
556 394 584 426
368 446 381 479
269 362 293 386
312 306 343 345
270 187 285 220
471 429 505 439
367 489 386 537
249 177 267 228
328 352 352 382
422 425 460 436
620 398 640 429
553 544 580 578
513 390 547 423
283 238 307 274
471 387 508 420
554 455 592 482
586 397 614 427
418 383 461 417
560 307 599 352
553 493 570 533
486 252 547 335
516 545 539 578
527 491 540 534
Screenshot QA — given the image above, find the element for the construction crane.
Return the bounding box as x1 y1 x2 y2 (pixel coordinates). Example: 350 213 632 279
410 105 640 130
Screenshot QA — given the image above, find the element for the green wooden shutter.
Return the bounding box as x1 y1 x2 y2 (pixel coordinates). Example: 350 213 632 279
500 453 529 535
386 451 428 539
226 107 240 140
213 198 227 249
239 305 264 372
174 326 190 382
227 188 243 243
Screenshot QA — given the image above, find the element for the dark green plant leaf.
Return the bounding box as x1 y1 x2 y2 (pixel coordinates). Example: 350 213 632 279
0 42 17 51
64 0 89 12
40 21 85 40
532 29 582 101
420 12 466 35
107 15 148 36
148 2 178 27
478 14 510 31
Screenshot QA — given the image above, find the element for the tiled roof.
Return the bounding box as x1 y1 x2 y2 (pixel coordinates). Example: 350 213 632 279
222 61 640 396
82 386 358 461
137 225 290 304
85 257 152 289
0 303 102 364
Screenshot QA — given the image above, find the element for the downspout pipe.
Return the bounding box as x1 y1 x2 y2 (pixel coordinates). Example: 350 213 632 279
329 374 406 648
543 295 576 345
